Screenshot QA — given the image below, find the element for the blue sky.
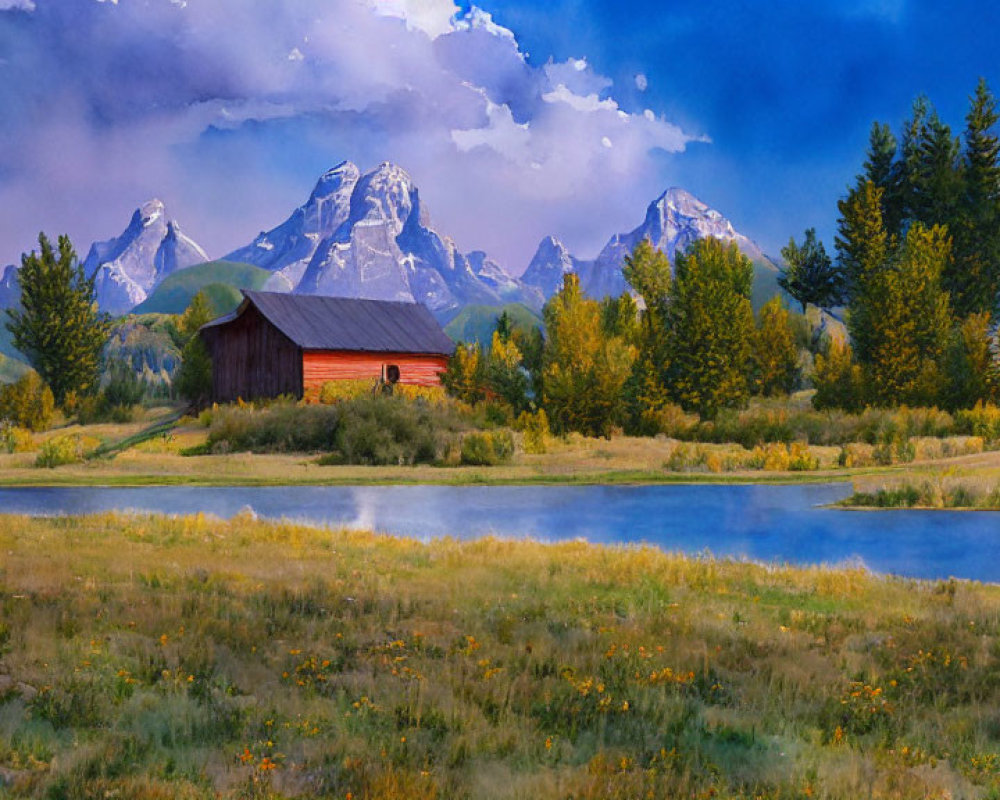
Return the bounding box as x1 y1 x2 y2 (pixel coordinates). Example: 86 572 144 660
0 0 997 274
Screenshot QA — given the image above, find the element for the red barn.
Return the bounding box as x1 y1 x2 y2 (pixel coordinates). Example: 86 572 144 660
200 290 454 403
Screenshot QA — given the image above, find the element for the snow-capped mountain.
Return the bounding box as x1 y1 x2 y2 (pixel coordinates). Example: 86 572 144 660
84 199 209 315
522 187 778 300
0 264 19 311
225 161 361 292
521 236 587 298
271 162 540 318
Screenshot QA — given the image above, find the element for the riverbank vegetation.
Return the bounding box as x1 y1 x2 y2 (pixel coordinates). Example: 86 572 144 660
2 513 1000 799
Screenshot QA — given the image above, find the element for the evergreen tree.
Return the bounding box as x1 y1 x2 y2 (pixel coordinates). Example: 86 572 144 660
485 330 529 413
752 297 800 396
5 233 110 405
599 293 640 346
812 340 864 412
861 224 953 406
952 78 1000 317
942 312 998 409
442 342 485 405
495 310 514 344
911 111 963 232
623 237 672 307
896 96 930 225
837 181 890 328
541 274 636 437
861 122 904 237
621 238 673 429
174 291 215 408
779 228 842 311
665 239 755 418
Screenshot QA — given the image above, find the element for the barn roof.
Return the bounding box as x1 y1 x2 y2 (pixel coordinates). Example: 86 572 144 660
202 291 455 355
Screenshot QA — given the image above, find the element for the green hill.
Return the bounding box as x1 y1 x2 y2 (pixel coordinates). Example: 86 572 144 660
445 303 543 346
133 260 270 316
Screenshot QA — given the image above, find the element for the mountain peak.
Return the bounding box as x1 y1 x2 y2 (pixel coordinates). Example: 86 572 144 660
524 186 774 301
310 161 361 202
85 201 209 315
138 198 166 226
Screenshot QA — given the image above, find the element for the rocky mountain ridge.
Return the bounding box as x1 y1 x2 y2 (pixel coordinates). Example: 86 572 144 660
521 187 779 300
84 199 210 315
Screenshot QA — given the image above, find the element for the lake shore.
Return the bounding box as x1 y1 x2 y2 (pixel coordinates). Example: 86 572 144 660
4 413 1000 510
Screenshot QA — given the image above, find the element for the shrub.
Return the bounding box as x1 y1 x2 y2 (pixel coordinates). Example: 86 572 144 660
35 435 86 468
460 430 515 466
517 409 551 454
0 372 55 432
0 423 34 453
639 403 700 439
812 341 864 412
873 434 915 466
788 442 820 471
956 402 1000 443
838 443 876 468
334 395 459 466
206 400 342 453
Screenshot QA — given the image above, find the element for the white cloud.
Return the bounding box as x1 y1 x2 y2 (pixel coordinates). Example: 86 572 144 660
542 84 620 113
369 0 459 39
0 0 35 10
0 0 702 273
635 72 648 91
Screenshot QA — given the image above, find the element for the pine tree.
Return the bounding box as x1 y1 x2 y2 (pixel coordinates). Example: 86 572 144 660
861 224 953 406
665 238 755 418
837 180 889 324
910 111 963 232
599 293 640 346
486 330 529 413
951 78 1000 317
752 297 800 396
442 342 485 405
942 311 998 409
541 274 636 437
896 96 930 225
174 291 215 408
812 340 864 412
779 228 842 311
621 239 672 429
622 237 671 307
495 310 514 344
5 233 110 405
861 122 904 237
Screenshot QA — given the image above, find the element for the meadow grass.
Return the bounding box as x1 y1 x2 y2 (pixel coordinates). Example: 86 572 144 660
1 514 1000 798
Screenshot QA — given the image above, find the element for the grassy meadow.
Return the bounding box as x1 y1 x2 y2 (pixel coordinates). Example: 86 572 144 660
1 513 1000 798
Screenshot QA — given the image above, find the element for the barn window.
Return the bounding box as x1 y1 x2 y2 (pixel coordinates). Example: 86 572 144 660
386 364 401 384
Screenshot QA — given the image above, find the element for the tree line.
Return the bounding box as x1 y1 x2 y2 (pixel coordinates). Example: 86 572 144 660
2 233 213 426
782 79 1000 411
444 237 803 437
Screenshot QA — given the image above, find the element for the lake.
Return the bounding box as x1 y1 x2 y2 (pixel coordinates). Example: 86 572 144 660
0 483 997 582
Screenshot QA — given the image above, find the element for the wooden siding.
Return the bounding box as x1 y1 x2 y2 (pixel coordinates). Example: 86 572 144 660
302 350 449 396
204 304 303 402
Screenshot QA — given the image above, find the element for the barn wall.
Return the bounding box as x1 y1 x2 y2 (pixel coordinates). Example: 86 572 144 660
302 350 449 396
203 305 302 402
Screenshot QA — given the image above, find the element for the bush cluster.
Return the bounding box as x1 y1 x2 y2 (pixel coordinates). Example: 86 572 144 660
0 372 55 432
35 435 86 468
460 430 515 466
645 402 967 448
0 423 34 453
204 395 469 466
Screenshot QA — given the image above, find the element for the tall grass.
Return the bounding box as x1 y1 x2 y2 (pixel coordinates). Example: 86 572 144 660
1 513 1000 798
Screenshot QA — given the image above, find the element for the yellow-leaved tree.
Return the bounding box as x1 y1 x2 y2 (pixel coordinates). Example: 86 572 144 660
541 274 636 437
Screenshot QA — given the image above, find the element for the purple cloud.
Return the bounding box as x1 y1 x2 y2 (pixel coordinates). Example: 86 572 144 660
0 0 704 273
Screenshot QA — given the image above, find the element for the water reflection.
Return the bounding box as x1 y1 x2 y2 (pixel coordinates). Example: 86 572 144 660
0 483 998 582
